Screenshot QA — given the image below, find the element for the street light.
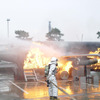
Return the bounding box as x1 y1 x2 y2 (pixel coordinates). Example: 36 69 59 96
7 19 10 38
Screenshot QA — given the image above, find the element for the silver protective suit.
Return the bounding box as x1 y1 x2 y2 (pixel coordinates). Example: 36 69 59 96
47 61 58 97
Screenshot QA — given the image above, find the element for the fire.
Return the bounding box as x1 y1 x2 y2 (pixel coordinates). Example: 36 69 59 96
59 61 73 74
24 48 50 69
88 48 100 70
24 47 73 73
65 61 73 73
88 48 100 59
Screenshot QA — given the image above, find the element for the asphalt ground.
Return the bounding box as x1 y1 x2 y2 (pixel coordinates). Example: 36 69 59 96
0 72 100 100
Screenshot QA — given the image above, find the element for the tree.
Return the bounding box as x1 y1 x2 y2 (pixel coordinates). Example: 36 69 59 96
15 30 29 39
97 31 100 38
46 28 64 41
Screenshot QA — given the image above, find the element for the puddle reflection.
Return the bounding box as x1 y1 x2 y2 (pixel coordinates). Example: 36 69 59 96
23 81 74 99
23 82 48 98
10 80 100 99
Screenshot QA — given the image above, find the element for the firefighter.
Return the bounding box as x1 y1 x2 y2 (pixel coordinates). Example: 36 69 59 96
46 57 60 100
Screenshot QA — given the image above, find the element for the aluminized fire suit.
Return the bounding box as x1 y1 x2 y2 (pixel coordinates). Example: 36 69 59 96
47 57 59 100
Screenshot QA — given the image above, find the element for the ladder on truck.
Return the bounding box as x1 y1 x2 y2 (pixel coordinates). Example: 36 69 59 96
24 69 38 82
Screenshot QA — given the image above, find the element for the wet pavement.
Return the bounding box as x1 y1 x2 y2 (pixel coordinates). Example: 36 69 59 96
0 72 100 100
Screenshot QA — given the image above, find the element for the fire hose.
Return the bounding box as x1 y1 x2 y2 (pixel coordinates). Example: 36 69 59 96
33 69 76 100
38 80 76 100
50 81 76 100
34 70 76 100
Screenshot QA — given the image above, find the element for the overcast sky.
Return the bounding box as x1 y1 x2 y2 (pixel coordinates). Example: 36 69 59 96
0 0 100 42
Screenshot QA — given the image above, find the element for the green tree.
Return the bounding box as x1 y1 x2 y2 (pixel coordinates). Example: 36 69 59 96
46 28 64 41
97 31 100 38
15 30 29 39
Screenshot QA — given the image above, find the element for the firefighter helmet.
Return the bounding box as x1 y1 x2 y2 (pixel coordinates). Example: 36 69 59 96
51 57 58 62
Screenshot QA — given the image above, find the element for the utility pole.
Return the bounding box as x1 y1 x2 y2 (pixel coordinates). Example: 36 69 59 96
7 19 10 38
81 34 83 42
48 21 51 32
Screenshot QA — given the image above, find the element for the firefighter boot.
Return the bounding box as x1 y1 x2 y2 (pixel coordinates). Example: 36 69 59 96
54 98 60 100
53 97 60 100
50 96 53 100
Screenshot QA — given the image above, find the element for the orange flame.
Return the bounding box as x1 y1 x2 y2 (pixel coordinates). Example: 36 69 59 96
88 48 100 70
24 47 73 73
24 48 50 69
88 48 100 59
59 61 73 73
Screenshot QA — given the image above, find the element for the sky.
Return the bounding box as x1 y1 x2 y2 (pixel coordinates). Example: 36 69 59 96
0 0 100 42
